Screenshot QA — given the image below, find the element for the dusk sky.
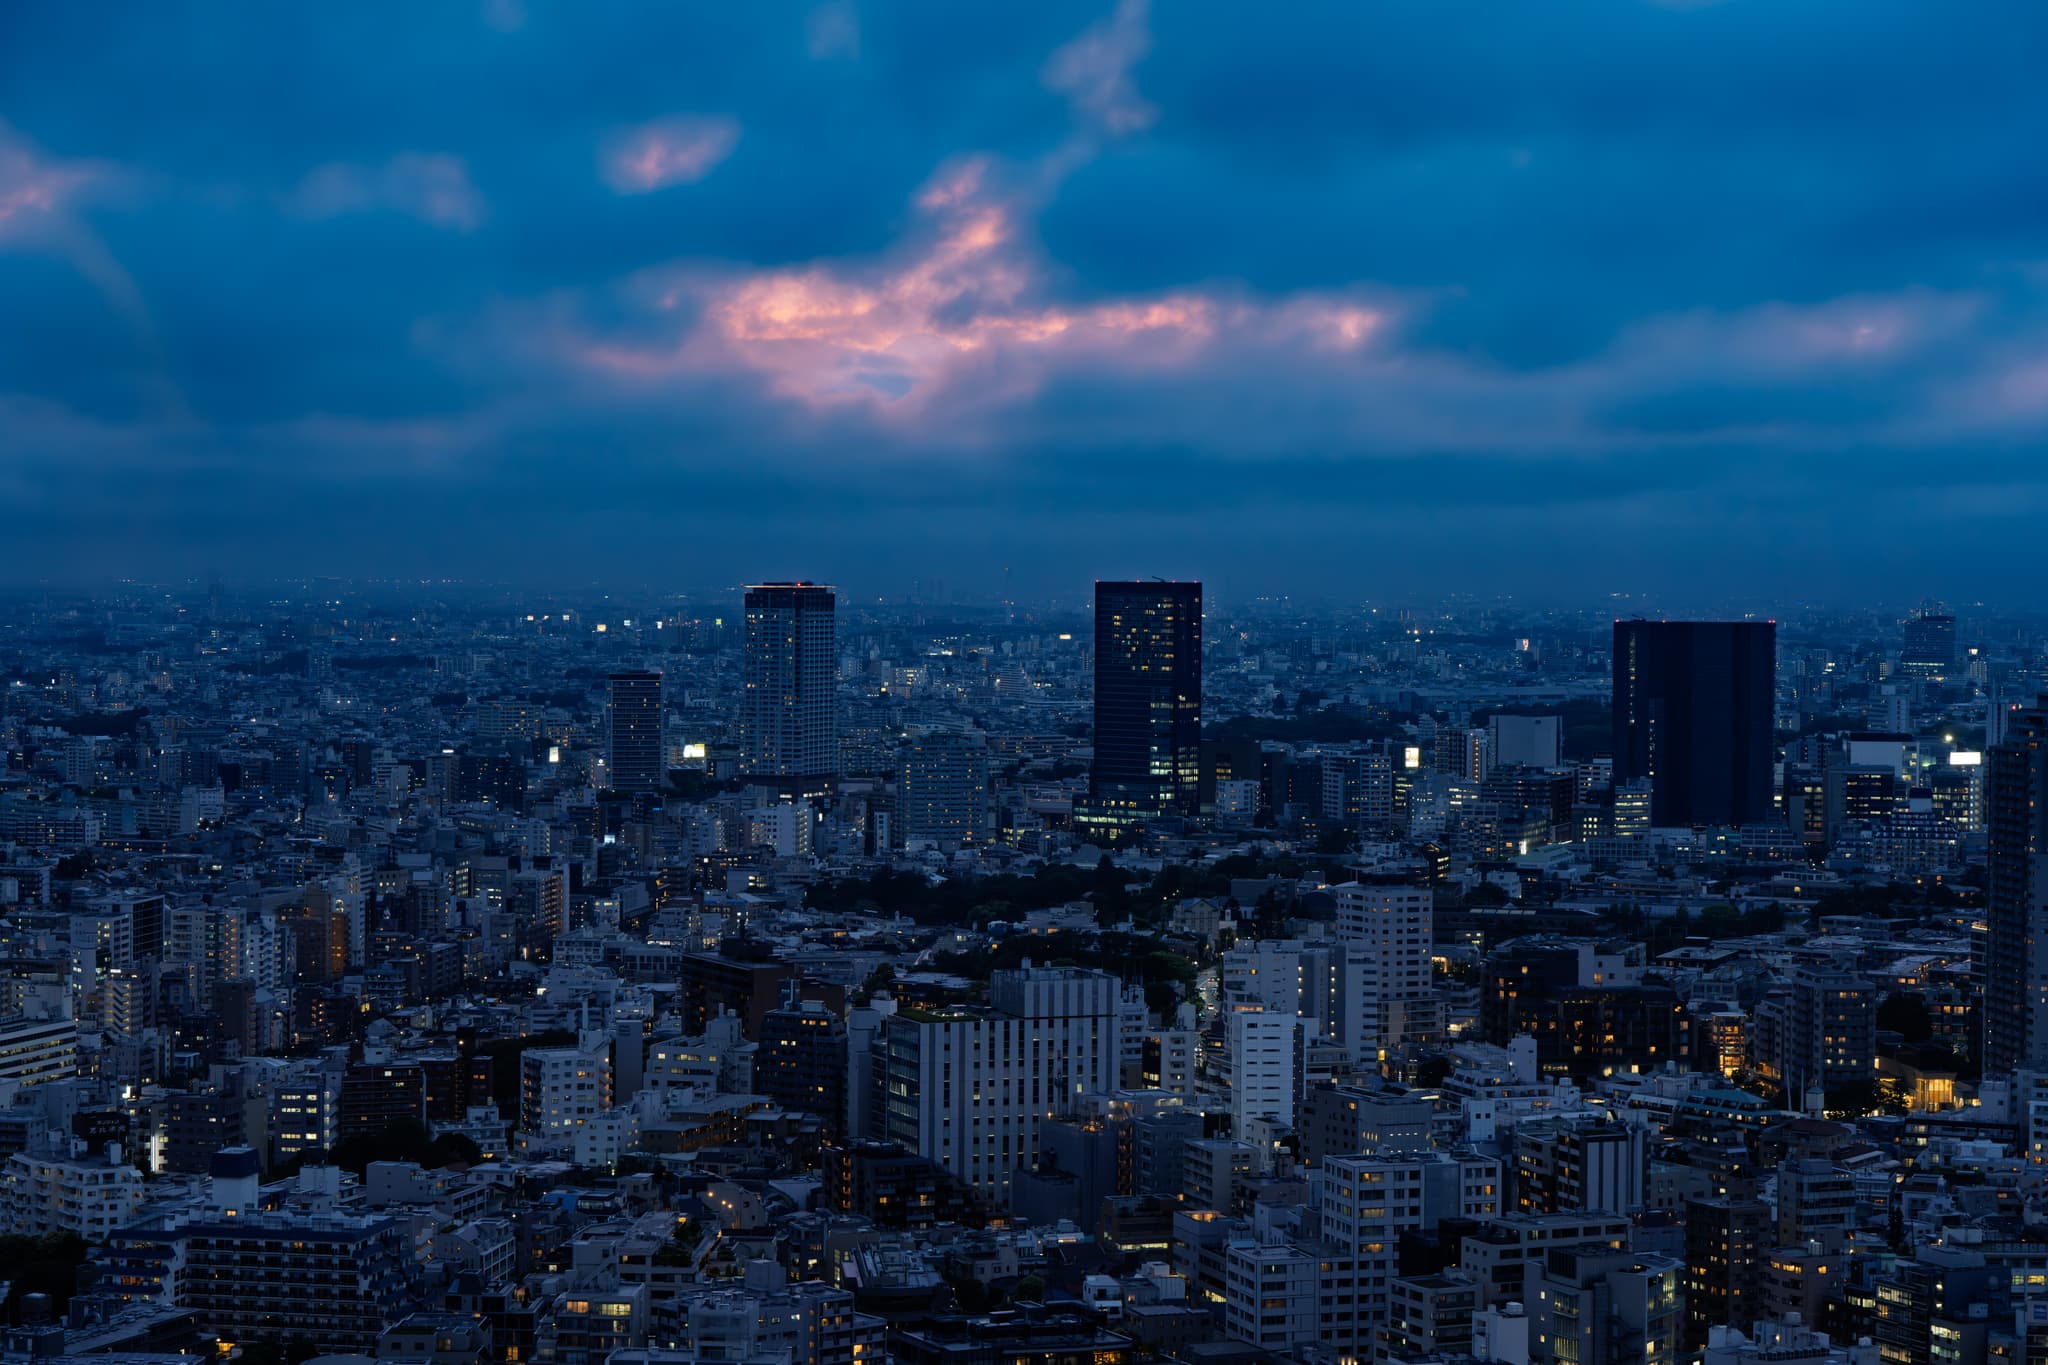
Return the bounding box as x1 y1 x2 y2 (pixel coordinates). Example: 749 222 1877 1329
4 2 2047 601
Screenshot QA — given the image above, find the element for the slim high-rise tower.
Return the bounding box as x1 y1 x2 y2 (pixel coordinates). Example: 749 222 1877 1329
740 582 838 792
1612 620 1775 828
1984 696 2048 1074
605 670 663 792
1089 579 1201 823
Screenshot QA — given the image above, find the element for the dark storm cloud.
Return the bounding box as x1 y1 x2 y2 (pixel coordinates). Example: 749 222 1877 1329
2 0 2047 600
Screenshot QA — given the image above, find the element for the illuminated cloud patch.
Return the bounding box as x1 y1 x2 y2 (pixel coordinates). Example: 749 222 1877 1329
571 154 1385 415
1044 0 1158 134
600 116 741 194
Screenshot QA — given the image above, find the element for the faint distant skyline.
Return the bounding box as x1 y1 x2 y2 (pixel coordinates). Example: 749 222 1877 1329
4 3 2048 597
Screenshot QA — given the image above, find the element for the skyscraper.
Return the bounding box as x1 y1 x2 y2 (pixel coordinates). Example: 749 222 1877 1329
898 731 988 845
1900 603 1958 677
1611 620 1776 828
740 582 837 792
1088 579 1201 824
606 670 664 792
1983 695 2048 1074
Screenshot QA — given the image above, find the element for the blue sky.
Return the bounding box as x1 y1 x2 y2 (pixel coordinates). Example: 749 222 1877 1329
3 1 2046 601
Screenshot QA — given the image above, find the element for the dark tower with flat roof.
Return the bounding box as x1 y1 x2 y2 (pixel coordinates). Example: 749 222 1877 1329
1612 620 1775 828
1089 580 1202 823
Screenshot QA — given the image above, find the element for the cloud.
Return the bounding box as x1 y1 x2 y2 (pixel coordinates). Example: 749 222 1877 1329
1043 0 1156 135
600 116 741 194
5 0 2048 595
0 123 98 242
566 154 1383 415
807 1 859 60
290 153 486 232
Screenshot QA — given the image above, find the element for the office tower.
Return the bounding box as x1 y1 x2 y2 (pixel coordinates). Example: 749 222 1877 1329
1611 779 1652 838
1514 1118 1646 1216
1299 1087 1433 1166
1759 966 1874 1108
1322 746 1396 833
1332 880 1436 1060
1823 764 1899 844
1683 1196 1771 1342
1316 1153 1505 1350
1612 619 1776 827
758 1001 848 1142
1531 1249 1684 1365
605 670 663 792
1225 1003 1295 1140
1491 714 1562 769
1901 603 1957 676
740 582 838 793
1088 580 1202 824
1984 696 2048 1074
1460 1213 1632 1310
878 966 1120 1201
1776 1159 1855 1253
898 732 988 845
1436 726 1492 781
1384 1273 1483 1362
1221 1242 1319 1352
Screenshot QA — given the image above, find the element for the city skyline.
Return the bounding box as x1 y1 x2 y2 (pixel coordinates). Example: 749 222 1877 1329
6 3 2048 594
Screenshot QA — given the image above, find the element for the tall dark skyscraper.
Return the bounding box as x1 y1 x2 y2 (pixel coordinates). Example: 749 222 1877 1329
1901 603 1958 677
1612 620 1775 828
605 670 663 792
1088 580 1202 824
1983 695 2048 1075
740 582 838 791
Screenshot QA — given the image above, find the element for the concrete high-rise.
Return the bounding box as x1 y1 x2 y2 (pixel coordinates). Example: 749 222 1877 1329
1612 619 1776 828
1984 695 2048 1074
1225 1003 1295 1140
740 582 838 793
878 966 1120 1201
1900 603 1957 677
1332 880 1436 1060
605 670 663 792
898 731 988 845
1087 580 1201 825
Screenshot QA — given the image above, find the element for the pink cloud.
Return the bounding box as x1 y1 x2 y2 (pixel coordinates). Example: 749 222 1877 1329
601 116 741 193
291 153 486 232
1043 0 1157 135
569 154 1386 413
0 123 97 242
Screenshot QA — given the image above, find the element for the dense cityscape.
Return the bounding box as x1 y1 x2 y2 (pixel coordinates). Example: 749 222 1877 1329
1 578 2044 1365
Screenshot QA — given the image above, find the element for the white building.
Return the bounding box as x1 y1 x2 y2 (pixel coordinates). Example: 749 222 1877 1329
1316 1152 1502 1349
0 1149 143 1239
0 1014 78 1092
879 966 1120 1200
1223 1239 1318 1351
1226 1004 1296 1141
519 1046 612 1153
1333 881 1436 1060
1491 716 1562 770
